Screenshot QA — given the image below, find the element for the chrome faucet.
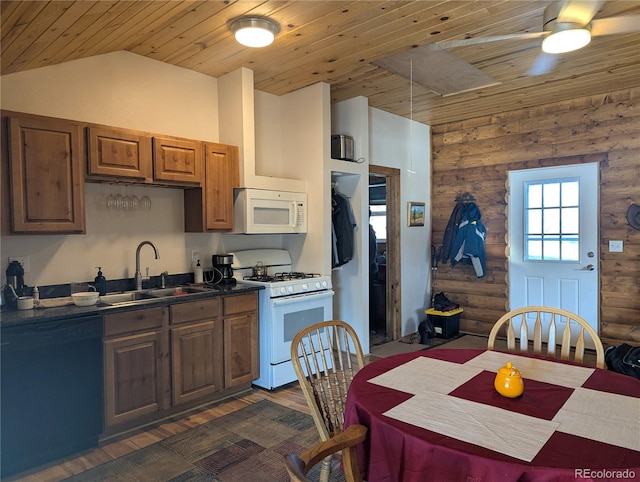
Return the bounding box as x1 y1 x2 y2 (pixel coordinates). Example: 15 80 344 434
160 271 169 289
135 241 160 290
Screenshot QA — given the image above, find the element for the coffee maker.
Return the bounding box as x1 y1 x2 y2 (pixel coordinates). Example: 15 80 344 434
212 254 236 285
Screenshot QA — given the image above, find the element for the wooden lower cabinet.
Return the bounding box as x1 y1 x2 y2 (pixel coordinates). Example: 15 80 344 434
103 307 169 429
223 293 259 387
102 293 258 434
171 320 223 405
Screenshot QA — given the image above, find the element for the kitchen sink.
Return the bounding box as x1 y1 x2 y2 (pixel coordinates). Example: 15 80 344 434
146 286 207 297
99 291 156 305
99 286 208 305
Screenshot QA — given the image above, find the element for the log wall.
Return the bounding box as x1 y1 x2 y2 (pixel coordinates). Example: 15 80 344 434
431 87 640 347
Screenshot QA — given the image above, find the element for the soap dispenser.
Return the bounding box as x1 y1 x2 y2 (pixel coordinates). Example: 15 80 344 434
194 260 203 284
94 267 107 295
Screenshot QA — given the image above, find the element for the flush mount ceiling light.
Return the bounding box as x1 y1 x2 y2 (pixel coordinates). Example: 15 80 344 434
542 23 591 54
229 16 280 48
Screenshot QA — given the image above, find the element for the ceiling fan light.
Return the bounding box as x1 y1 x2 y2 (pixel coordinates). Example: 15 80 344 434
229 16 280 48
542 27 591 54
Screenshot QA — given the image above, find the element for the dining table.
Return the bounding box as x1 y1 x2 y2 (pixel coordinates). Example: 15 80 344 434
344 348 640 481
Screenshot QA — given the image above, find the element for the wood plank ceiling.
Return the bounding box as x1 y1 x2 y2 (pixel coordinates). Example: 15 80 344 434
2 1 640 127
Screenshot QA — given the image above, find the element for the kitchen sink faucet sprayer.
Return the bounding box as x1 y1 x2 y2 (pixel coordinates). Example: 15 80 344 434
135 241 160 290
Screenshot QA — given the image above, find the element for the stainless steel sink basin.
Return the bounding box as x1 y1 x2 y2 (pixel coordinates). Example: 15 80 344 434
99 291 155 305
146 286 207 297
99 286 207 305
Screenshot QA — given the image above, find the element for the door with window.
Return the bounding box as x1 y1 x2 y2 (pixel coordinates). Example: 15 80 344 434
509 163 599 343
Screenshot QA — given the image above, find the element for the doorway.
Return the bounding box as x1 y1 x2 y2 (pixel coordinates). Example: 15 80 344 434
508 163 599 341
369 165 401 345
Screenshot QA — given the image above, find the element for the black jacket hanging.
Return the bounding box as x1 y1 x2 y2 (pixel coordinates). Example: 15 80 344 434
332 189 356 268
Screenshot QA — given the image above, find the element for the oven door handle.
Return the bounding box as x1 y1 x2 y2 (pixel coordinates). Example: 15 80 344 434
271 290 334 307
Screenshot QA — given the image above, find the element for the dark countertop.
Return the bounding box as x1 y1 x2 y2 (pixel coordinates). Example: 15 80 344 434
0 283 263 328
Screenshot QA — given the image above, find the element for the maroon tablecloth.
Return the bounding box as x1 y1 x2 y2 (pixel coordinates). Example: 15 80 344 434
344 349 640 482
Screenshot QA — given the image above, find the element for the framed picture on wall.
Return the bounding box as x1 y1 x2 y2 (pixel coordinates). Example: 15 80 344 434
408 202 425 227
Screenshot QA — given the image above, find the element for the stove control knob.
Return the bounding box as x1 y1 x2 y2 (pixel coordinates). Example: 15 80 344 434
321 280 329 289
287 285 294 294
315 281 321 289
279 287 287 295
302 283 309 291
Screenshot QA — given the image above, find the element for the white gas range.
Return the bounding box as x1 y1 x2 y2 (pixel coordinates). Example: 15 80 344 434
229 249 334 390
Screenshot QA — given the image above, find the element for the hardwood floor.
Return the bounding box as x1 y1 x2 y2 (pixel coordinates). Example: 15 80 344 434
8 351 384 482
6 383 310 482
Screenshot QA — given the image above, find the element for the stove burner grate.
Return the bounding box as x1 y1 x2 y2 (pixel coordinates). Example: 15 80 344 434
273 272 321 281
242 272 322 283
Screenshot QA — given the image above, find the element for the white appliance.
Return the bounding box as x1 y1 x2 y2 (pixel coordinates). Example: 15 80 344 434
229 249 333 390
233 188 307 234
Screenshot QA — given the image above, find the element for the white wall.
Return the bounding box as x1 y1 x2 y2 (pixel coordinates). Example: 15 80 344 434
0 52 283 287
370 107 432 335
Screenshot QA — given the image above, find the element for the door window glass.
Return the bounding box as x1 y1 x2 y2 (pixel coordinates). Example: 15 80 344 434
525 180 579 261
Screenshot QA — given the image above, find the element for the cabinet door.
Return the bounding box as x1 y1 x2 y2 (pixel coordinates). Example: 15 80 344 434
153 136 203 185
171 320 223 406
224 312 259 388
104 330 164 428
7 114 85 233
87 126 152 181
184 142 238 232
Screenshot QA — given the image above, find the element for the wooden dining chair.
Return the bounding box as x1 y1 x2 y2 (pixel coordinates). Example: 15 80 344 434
487 306 605 368
291 320 366 482
284 424 368 482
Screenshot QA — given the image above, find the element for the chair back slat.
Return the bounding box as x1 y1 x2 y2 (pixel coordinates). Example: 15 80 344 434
519 315 529 352
532 312 543 355
488 306 605 368
547 314 557 357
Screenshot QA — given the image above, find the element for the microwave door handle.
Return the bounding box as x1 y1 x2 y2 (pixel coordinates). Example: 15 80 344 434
291 201 298 228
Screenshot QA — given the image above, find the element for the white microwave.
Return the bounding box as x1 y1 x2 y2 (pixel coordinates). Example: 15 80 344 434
233 188 307 234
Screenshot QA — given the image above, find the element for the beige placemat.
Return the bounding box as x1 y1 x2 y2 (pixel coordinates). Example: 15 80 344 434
466 351 595 388
368 356 483 395
385 391 558 462
552 387 640 451
37 297 73 308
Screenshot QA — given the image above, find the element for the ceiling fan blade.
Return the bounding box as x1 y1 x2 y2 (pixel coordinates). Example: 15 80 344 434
374 47 500 97
557 0 604 25
431 32 546 50
527 52 558 76
591 16 640 36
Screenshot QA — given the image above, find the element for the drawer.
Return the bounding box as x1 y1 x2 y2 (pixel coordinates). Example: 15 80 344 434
223 292 257 316
104 307 166 337
170 298 220 324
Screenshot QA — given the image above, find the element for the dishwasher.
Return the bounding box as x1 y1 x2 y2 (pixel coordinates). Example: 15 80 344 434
1 315 103 477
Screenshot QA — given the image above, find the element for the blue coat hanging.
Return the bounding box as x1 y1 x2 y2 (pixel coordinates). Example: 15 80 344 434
451 202 487 278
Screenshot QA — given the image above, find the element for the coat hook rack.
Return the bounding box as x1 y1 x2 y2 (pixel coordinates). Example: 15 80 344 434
455 191 476 203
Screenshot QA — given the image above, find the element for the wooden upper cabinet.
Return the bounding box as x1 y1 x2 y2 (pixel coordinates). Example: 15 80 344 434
184 142 239 232
87 126 153 182
6 113 86 234
153 136 203 185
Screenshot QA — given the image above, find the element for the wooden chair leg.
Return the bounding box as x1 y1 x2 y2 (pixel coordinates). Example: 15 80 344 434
319 454 332 482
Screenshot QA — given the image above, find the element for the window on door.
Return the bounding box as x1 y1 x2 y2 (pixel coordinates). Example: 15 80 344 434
524 179 580 262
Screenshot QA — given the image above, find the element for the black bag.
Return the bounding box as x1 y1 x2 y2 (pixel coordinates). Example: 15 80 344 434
418 318 435 345
605 344 640 380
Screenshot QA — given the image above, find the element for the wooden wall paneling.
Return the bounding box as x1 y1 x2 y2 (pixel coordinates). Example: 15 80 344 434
431 86 640 348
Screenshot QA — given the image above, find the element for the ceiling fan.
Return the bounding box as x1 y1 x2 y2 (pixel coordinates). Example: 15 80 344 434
374 1 640 96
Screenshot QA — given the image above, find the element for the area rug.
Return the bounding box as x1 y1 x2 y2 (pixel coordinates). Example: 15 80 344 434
65 400 345 482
